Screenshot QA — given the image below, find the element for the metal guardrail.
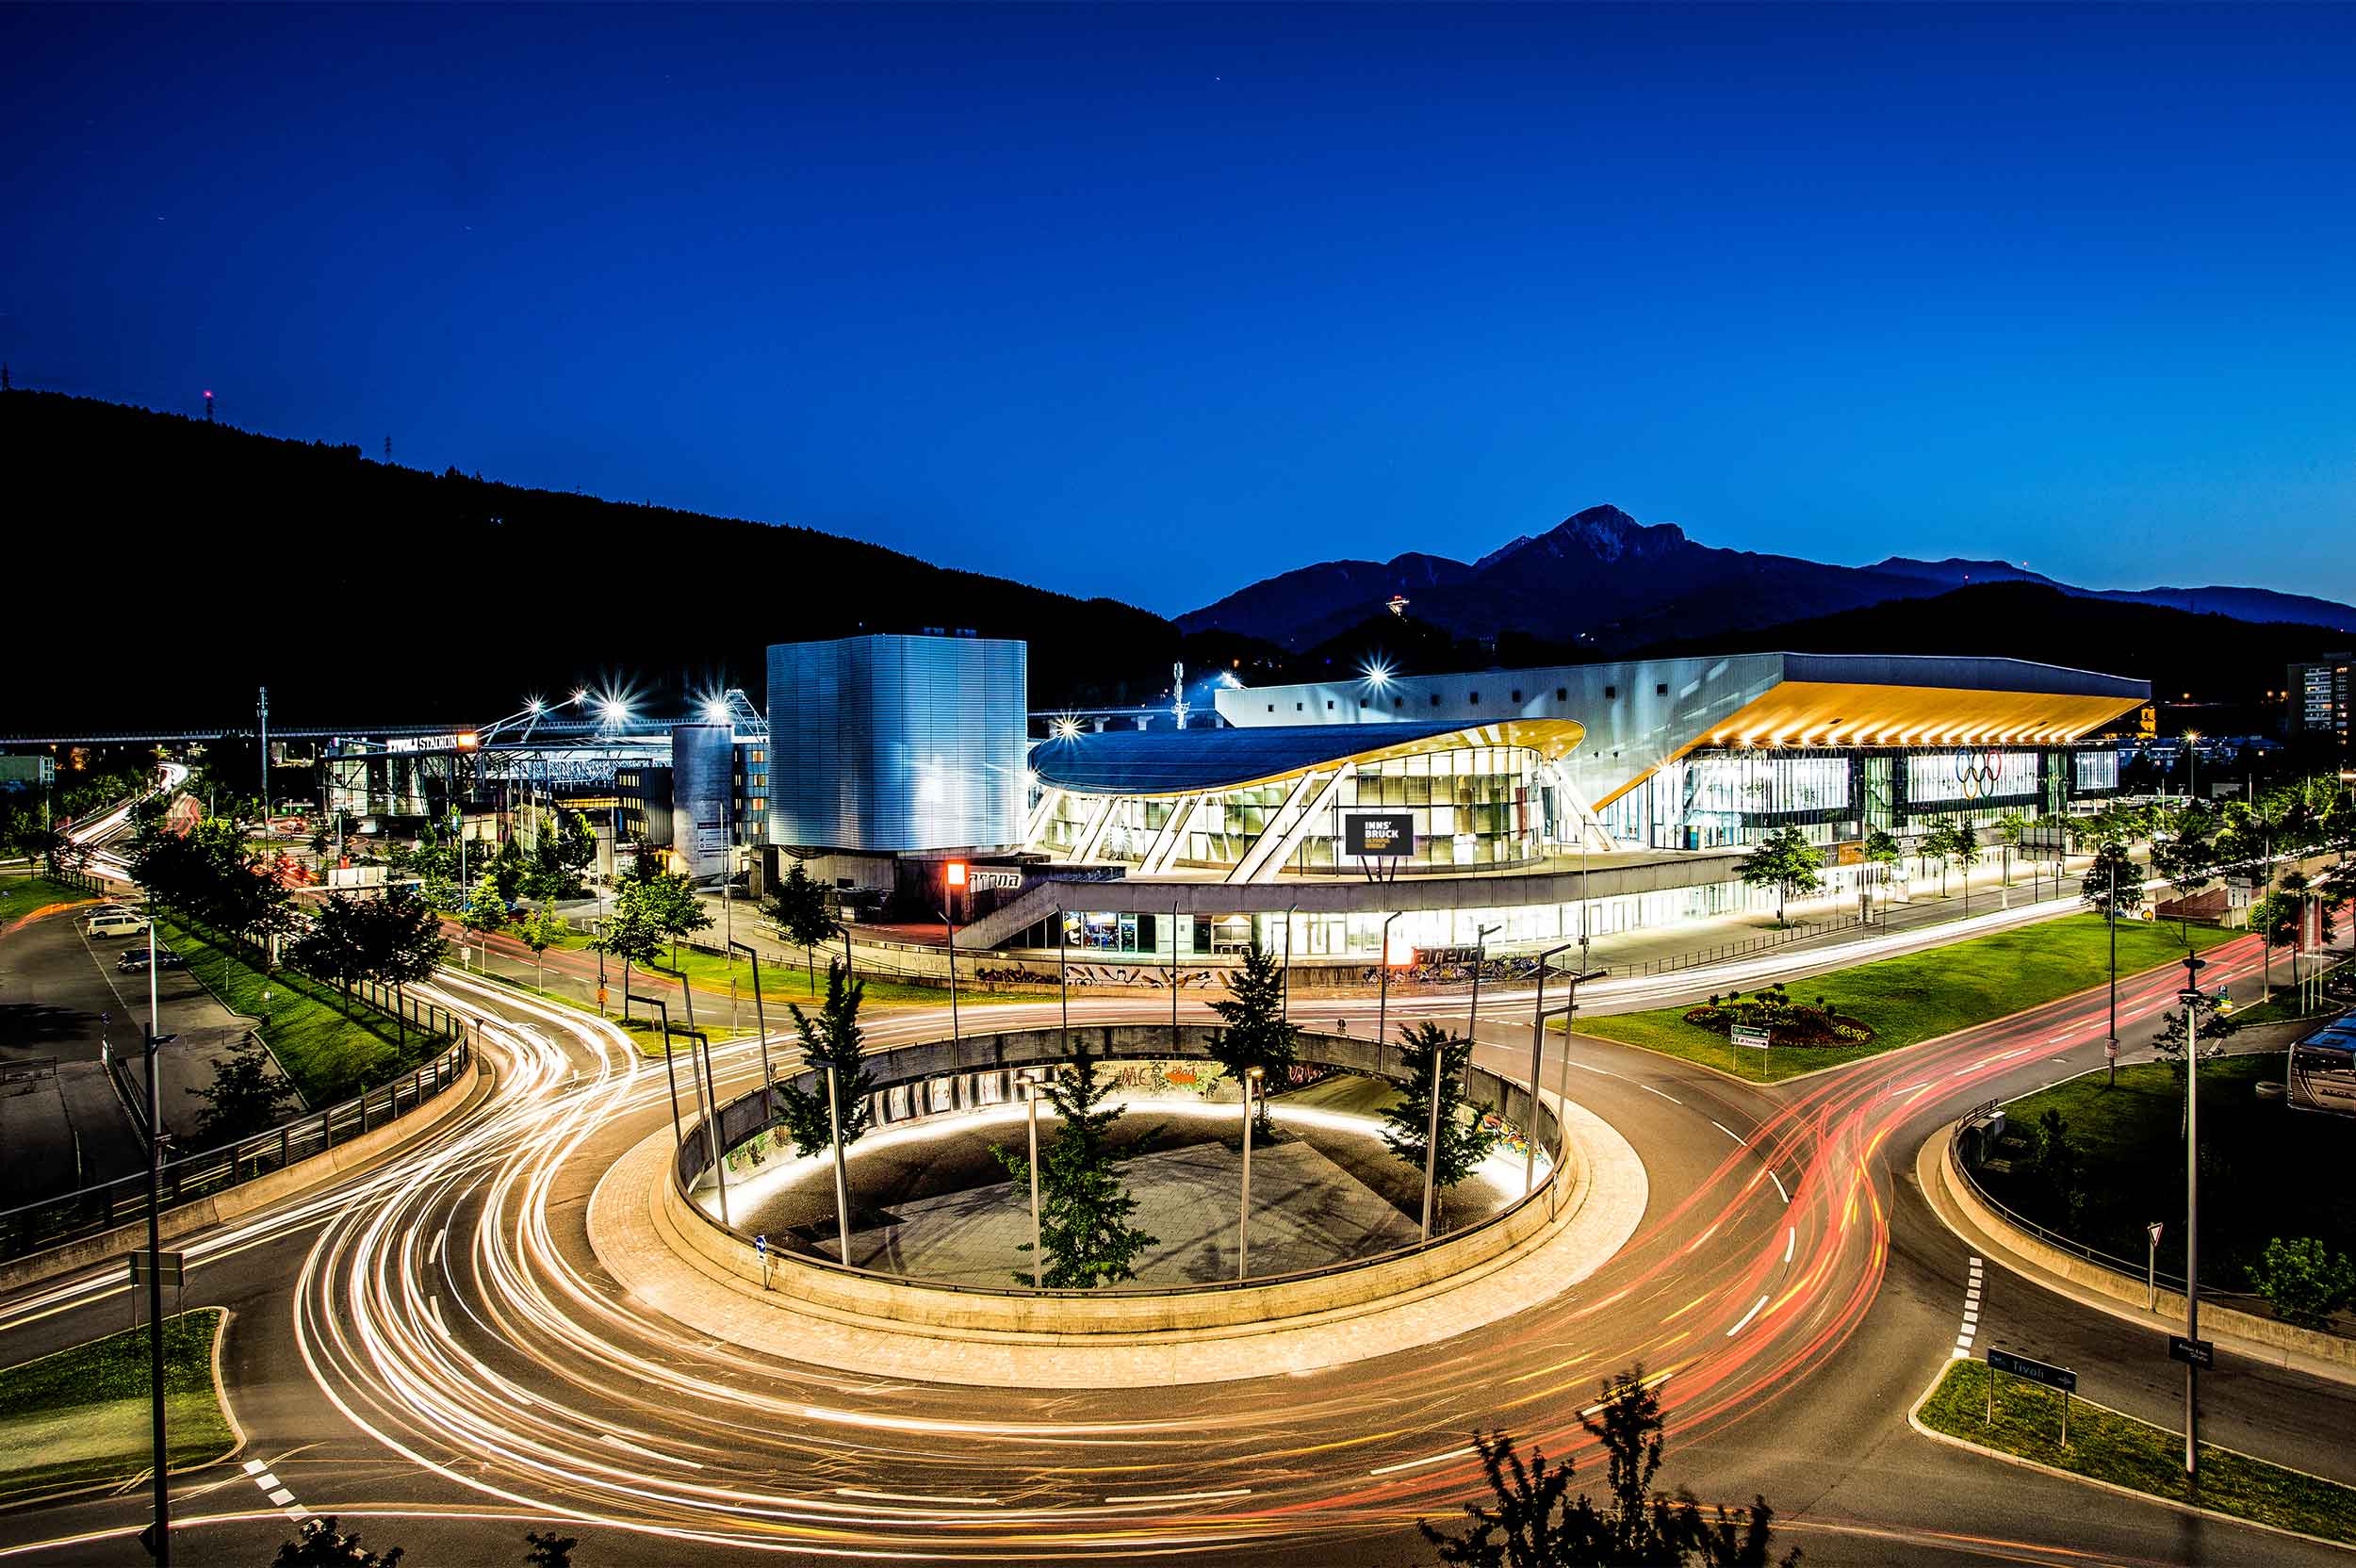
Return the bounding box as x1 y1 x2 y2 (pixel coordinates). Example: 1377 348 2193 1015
667 1033 1568 1300
0 1036 472 1265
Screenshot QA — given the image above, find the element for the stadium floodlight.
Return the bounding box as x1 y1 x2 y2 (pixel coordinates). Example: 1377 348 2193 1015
598 695 630 727
526 697 545 715
571 689 591 708
1361 656 1395 690
1051 714 1082 743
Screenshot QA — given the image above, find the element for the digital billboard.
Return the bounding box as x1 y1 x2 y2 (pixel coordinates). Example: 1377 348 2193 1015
1344 811 1416 858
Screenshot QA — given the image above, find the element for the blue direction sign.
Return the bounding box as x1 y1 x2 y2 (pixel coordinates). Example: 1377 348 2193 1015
1988 1348 2076 1393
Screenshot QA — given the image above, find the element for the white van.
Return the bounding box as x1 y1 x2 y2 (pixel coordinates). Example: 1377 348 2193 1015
86 911 150 939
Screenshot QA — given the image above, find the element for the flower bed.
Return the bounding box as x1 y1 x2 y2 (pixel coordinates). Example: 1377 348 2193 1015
1679 980 1875 1048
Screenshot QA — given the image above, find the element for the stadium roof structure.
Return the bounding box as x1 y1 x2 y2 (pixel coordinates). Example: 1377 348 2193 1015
1029 719 1586 798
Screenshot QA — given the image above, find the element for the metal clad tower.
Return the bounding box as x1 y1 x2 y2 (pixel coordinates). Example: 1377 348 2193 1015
767 633 1027 852
670 722 734 881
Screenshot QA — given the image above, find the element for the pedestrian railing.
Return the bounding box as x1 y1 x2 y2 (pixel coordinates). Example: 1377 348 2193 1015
0 1035 473 1266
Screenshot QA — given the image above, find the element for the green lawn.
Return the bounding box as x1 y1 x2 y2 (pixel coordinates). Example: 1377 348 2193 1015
161 916 439 1105
0 874 101 923
1977 1051 2354 1291
1920 1359 2356 1543
0 1309 235 1506
1574 914 2238 1083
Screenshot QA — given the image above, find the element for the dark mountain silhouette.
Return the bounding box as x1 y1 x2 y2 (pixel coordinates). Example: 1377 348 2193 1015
1 390 1181 730
1179 505 2356 650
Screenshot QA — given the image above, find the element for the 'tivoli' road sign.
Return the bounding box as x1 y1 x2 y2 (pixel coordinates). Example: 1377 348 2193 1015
1988 1348 2076 1393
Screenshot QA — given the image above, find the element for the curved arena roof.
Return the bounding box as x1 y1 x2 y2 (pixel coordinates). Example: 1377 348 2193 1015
1029 719 1586 797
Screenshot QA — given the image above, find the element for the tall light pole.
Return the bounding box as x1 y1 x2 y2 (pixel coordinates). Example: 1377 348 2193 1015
824 1052 852 1265
1170 899 1182 1049
1417 1029 1447 1244
141 910 172 1565
2106 854 2119 1083
1376 911 1403 1062
1281 903 1297 1022
1466 922 1501 1095
1524 939 1579 1197
941 902 960 1049
728 939 773 1097
1056 904 1070 1051
2180 951 2209 1481
1022 1072 1043 1288
1238 1065 1263 1279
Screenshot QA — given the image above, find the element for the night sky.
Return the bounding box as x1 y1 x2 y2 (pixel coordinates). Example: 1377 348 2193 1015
8 4 2354 614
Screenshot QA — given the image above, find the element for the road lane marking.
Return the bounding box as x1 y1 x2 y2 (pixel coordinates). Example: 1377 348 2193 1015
1369 1446 1476 1477
836 1487 1003 1506
1642 1084 1682 1104
1784 1226 1795 1264
1726 1294 1770 1336
1710 1120 1744 1144
1953 1256 1984 1359
1768 1171 1789 1204
599 1432 702 1467
429 1229 446 1266
242 1458 306 1521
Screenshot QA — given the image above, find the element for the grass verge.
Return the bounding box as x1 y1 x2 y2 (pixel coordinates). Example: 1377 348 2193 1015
498 925 1055 1008
1918 1358 2356 1544
1573 914 2239 1083
159 916 434 1105
1976 1051 2353 1290
0 873 103 924
0 1309 235 1505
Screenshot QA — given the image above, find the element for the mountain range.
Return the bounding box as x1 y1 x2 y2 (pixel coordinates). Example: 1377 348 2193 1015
1175 504 2356 652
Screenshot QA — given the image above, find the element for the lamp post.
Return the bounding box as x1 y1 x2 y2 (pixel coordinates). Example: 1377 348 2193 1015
630 990 682 1149
823 1052 852 1265
1239 1065 1264 1279
1524 939 1579 1197
1467 922 1501 1096
1170 899 1182 1050
1281 903 1297 1022
1417 1028 1447 1244
728 939 772 1100
2180 951 2209 1481
941 903 960 1049
2106 855 2119 1083
1056 903 1070 1050
1022 1071 1044 1289
1376 911 1403 1063
141 912 172 1566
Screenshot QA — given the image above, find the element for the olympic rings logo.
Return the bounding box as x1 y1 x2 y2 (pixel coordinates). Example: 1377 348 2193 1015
1956 749 2006 799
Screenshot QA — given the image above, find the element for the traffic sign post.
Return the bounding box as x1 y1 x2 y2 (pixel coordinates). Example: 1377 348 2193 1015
2168 1334 2214 1369
1988 1348 2077 1447
2147 1221 2164 1310
754 1233 770 1291
1731 1024 1770 1058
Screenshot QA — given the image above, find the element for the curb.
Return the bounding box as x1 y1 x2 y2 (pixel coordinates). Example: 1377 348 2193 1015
1916 1123 2356 1382
0 1307 245 1515
1904 1360 2356 1556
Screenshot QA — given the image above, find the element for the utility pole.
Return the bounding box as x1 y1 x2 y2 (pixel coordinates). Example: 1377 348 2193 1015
2107 855 2119 1085
2181 952 2207 1482
257 685 270 827
141 916 172 1564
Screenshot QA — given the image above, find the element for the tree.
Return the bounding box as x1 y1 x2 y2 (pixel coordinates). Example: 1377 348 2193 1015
1861 827 1902 917
523 1530 578 1568
365 883 450 1046
1420 1364 1797 1567
1944 819 1982 912
1993 810 2029 885
2249 1237 2356 1330
2080 841 2143 922
188 1036 296 1143
460 875 510 939
515 903 568 991
1738 827 1823 926
588 886 665 1021
485 834 528 901
1203 940 1300 1135
2023 1108 2083 1230
273 1517 403 1565
2152 809 2219 939
767 859 841 995
291 893 373 1010
1380 1021 1499 1227
776 961 876 1158
2250 870 2339 953
993 1040 1158 1288
634 869 712 966
2151 987 2238 1116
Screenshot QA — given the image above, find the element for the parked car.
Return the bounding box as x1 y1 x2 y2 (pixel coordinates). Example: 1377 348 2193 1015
85 911 150 939
117 947 184 972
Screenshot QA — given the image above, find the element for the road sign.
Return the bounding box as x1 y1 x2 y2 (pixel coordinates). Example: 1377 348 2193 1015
754 1233 767 1257
2168 1335 2215 1368
127 1250 184 1285
1988 1348 2076 1393
2148 1221 2164 1247
1731 1025 1770 1051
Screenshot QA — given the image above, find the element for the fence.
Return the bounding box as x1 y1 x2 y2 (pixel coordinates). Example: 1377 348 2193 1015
0 1034 473 1266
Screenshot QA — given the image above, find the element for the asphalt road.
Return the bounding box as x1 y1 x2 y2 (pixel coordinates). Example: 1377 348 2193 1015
2 912 2350 1567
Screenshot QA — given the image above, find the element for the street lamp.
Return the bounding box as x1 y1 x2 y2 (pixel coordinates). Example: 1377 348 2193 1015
940 898 961 1049
1417 1029 1448 1245
2178 951 2210 1481
629 990 684 1150
1524 940 1579 1197
1021 1070 1045 1288
1467 922 1501 1097
1376 911 1405 1061
1238 1065 1265 1279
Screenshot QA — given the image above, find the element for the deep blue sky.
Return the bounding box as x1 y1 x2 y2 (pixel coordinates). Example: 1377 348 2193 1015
8 4 2354 616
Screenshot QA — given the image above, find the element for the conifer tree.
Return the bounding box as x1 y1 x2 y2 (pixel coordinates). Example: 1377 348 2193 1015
1204 939 1299 1134
1380 1021 1499 1226
995 1041 1158 1287
777 961 876 1157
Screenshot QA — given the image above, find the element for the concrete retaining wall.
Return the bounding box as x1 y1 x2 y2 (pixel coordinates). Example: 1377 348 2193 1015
666 1026 1578 1334
1932 1123 2356 1372
0 1054 487 1295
